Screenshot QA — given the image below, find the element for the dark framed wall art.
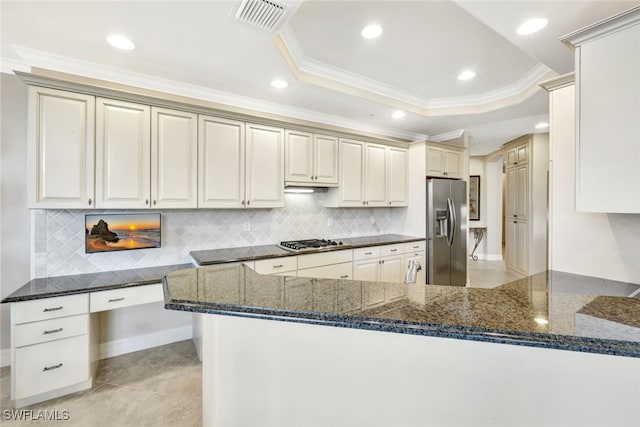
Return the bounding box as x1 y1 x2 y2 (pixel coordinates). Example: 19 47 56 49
469 175 480 221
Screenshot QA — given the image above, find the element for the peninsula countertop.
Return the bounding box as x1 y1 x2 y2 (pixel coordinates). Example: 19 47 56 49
189 234 424 265
164 263 640 358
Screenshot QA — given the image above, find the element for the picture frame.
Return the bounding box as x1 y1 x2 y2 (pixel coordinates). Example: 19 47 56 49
85 213 161 253
469 175 480 221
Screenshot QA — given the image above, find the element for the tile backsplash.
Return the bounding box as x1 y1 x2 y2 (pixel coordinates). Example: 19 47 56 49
32 193 400 277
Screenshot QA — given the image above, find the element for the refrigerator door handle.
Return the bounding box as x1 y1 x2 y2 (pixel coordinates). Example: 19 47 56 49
447 197 456 247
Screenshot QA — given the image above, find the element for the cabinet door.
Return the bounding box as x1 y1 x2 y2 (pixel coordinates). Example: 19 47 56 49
380 255 404 284
516 144 528 165
505 220 518 271
516 221 529 274
96 98 151 208
365 143 387 206
314 134 338 184
516 164 529 220
285 130 313 184
28 87 95 208
245 123 284 208
505 168 518 219
151 107 197 208
353 259 379 282
386 147 408 206
426 146 444 177
198 116 245 208
338 139 365 206
443 149 462 178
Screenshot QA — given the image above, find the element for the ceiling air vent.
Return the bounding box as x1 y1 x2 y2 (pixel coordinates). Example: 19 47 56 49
234 0 291 32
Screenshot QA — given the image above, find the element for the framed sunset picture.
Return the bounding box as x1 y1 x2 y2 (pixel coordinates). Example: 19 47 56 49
85 213 161 253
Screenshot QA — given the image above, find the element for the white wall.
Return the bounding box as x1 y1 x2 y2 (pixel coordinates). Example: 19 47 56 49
0 73 30 364
549 84 640 284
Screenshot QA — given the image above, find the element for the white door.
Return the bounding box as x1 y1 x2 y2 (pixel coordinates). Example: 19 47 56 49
314 134 339 184
284 130 313 184
151 107 197 208
443 149 462 178
338 139 365 206
365 143 387 206
426 146 444 176
95 98 150 208
28 87 95 209
198 116 245 208
386 147 408 206
380 255 404 284
245 123 284 208
505 168 518 219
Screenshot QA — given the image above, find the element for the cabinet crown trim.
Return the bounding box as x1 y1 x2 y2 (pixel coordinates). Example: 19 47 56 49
561 6 640 47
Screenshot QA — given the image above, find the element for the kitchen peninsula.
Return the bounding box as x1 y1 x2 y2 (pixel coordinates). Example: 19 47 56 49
164 263 640 427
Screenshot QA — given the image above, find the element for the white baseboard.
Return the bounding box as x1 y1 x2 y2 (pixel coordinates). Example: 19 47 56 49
0 348 10 368
99 325 193 360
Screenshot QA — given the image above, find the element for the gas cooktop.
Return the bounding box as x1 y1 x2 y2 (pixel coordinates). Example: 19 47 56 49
278 239 348 252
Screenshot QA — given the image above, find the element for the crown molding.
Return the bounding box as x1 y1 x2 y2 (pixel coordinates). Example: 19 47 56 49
1 56 30 75
276 25 555 116
539 72 575 92
561 5 640 47
430 130 465 142
11 46 425 143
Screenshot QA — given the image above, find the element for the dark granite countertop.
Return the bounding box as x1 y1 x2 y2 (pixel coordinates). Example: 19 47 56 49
2 263 193 303
189 234 424 266
164 264 640 358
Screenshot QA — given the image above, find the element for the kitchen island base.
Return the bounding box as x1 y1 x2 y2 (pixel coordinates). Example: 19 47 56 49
202 314 639 427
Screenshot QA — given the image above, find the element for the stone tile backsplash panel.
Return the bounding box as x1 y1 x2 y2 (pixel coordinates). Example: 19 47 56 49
32 193 398 277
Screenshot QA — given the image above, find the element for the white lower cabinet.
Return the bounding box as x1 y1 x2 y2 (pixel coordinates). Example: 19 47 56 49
89 284 164 312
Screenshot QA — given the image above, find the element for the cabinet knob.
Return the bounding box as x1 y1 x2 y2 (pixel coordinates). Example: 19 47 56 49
88 198 92 206
145 199 149 205
242 200 245 206
389 201 392 205
362 201 366 205
153 200 157 206
340 275 349 279
514 215 518 218
247 200 250 206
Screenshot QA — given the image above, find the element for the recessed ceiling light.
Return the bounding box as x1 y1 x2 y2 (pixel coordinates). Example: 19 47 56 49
106 35 135 50
270 79 288 89
516 18 548 36
392 111 405 119
458 70 476 81
535 122 549 129
361 24 383 39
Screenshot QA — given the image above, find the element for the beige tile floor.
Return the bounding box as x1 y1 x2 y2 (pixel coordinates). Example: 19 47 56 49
0 260 518 427
0 340 202 427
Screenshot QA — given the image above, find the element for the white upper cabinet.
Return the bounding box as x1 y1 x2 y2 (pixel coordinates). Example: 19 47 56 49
151 107 198 208
562 7 640 213
425 143 463 179
27 87 95 209
364 143 387 206
326 139 407 207
285 131 338 186
199 118 283 209
198 116 245 208
95 98 151 209
386 147 408 206
245 123 284 208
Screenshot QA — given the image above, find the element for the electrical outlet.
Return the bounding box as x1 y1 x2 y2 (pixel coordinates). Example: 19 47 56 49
370 216 375 224
243 221 251 232
327 218 334 227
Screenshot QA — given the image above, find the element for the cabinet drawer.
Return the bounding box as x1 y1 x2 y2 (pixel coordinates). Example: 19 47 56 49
15 334 89 400
14 314 88 348
297 250 352 270
90 283 163 312
297 261 352 280
404 241 426 253
12 294 88 325
380 244 404 257
353 246 381 261
253 257 297 275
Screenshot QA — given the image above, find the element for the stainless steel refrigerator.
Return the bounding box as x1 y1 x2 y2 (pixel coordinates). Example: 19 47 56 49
426 178 467 286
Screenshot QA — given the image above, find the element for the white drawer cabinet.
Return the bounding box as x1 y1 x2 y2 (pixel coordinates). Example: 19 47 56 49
404 241 426 253
14 314 88 348
14 335 91 400
90 283 163 312
297 262 352 280
380 244 403 257
353 246 381 261
12 294 88 324
297 250 353 270
253 257 297 276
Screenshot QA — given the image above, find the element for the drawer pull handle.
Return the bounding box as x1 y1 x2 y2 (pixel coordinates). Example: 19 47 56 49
43 363 63 372
108 297 125 303
43 306 63 312
340 275 349 279
390 249 398 252
273 264 283 268
43 328 63 335
413 245 420 249
364 252 372 255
